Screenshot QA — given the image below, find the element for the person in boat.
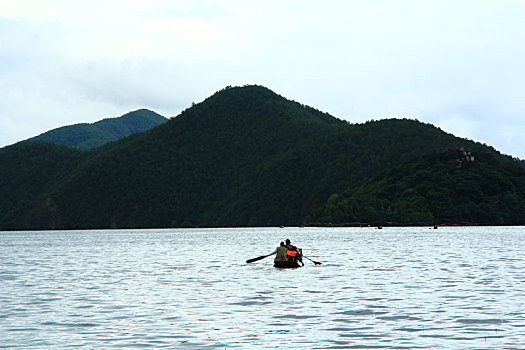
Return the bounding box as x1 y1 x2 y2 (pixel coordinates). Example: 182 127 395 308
284 239 297 251
272 241 289 264
284 239 302 264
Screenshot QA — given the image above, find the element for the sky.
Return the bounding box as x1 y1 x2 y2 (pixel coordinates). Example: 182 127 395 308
1 0 525 158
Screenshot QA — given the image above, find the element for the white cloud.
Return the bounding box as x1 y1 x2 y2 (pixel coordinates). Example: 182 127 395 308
1 0 525 158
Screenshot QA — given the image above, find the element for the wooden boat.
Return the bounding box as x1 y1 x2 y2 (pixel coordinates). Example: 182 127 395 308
274 248 303 268
274 260 302 268
247 248 322 267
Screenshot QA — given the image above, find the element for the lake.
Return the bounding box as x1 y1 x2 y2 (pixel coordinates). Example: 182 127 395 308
0 226 523 349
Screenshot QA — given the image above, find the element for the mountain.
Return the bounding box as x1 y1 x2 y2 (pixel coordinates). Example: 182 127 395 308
310 148 525 226
1 85 524 230
0 142 84 228
28 109 167 150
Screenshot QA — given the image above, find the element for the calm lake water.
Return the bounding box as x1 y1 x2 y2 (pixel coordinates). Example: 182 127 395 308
0 226 523 349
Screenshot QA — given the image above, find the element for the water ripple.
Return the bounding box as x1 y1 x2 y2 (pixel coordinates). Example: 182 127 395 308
0 227 523 349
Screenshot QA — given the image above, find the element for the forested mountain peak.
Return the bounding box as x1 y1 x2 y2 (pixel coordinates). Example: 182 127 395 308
28 109 167 150
175 85 343 128
97 109 166 128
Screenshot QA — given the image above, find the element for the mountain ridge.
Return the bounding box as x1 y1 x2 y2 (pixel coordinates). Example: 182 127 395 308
28 109 167 150
1 85 523 230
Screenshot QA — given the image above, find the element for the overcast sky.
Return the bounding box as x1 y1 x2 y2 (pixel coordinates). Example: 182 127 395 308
2 0 525 158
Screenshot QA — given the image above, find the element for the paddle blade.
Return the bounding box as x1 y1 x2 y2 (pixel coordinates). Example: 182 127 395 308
246 255 269 263
303 255 322 265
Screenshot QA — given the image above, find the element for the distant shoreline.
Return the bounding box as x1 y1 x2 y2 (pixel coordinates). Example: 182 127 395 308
2 224 525 232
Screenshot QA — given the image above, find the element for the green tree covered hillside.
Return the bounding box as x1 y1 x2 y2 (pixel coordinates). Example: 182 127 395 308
29 109 167 150
0 142 84 228
311 149 525 225
1 85 523 230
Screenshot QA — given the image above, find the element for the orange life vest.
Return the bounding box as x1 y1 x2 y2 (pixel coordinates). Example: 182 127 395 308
286 250 298 261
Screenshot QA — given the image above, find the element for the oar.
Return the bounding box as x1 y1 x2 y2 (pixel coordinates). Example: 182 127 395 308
303 255 322 265
246 252 275 263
